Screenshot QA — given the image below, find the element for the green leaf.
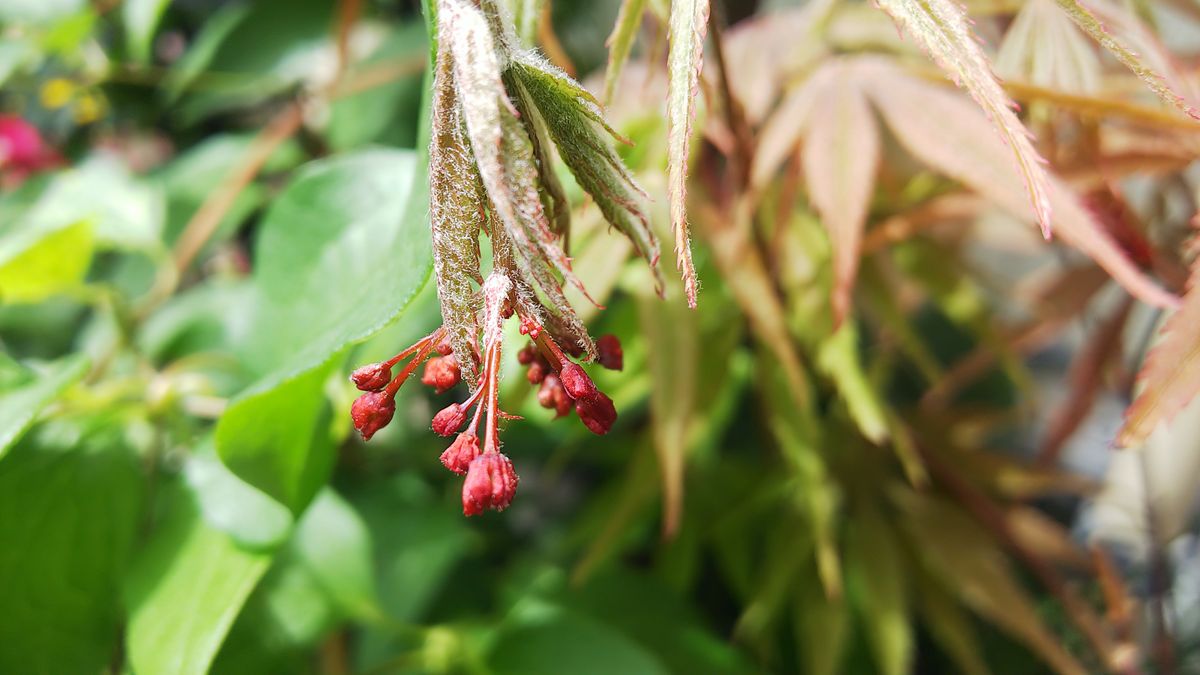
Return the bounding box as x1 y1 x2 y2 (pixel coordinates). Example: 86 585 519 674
0 219 93 302
289 488 379 618
0 353 88 460
0 425 143 674
216 358 338 513
161 2 251 103
216 149 431 513
872 0 1053 236
491 601 671 675
602 0 646 105
122 0 170 63
793 566 849 675
126 483 273 675
666 0 708 306
184 443 294 550
816 323 888 444
847 509 912 675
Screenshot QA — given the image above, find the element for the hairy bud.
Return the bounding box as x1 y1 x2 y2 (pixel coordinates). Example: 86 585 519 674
422 355 462 393
526 357 548 384
432 402 468 436
440 433 481 475
350 362 392 391
462 452 519 516
351 391 396 441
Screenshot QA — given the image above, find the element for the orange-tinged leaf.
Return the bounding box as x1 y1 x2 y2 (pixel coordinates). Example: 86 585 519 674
667 0 709 307
802 62 879 325
860 60 1177 309
1118 257 1200 447
872 0 1054 237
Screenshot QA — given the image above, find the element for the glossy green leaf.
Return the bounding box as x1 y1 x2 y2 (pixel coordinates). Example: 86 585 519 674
216 149 431 512
0 425 142 674
126 483 273 675
0 353 88 460
289 488 379 618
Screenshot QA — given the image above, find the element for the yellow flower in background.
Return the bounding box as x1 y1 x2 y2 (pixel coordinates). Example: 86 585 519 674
74 94 103 124
39 78 78 110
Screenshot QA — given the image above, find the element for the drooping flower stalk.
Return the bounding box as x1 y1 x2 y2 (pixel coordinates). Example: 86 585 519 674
352 0 651 515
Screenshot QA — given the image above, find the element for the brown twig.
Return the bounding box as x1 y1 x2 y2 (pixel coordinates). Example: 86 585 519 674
536 3 576 77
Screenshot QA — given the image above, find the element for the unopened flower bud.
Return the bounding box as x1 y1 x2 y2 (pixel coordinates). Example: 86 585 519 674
516 344 535 365
422 355 461 393
462 452 519 516
435 337 453 355
432 402 467 436
351 391 396 441
526 358 548 384
596 334 624 371
350 362 392 391
538 373 571 418
576 391 617 435
558 363 597 400
440 433 481 475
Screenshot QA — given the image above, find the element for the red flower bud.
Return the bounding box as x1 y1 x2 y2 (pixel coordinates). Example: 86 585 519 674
421 355 461 393
516 344 535 365
576 391 617 435
432 402 468 436
350 362 392 391
526 358 548 384
558 363 597 400
537 373 572 418
351 391 396 441
440 433 481 474
462 452 519 516
596 334 624 371
435 336 454 355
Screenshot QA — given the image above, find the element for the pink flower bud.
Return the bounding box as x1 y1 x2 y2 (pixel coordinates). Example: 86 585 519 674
350 362 392 391
421 355 461 393
537 373 571 418
576 391 617 435
462 452 519 516
558 363 597 400
435 336 454 356
596 334 624 371
351 391 395 441
440 433 481 474
432 402 467 436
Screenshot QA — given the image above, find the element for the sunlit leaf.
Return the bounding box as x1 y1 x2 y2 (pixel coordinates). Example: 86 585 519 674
872 0 1054 236
0 220 93 302
801 61 879 325
816 323 888 444
603 0 646 105
861 60 1176 309
667 0 709 307
1118 257 1200 447
1054 0 1199 119
122 0 170 63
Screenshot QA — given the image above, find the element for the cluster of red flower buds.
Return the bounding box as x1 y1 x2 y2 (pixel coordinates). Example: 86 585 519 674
349 273 624 517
